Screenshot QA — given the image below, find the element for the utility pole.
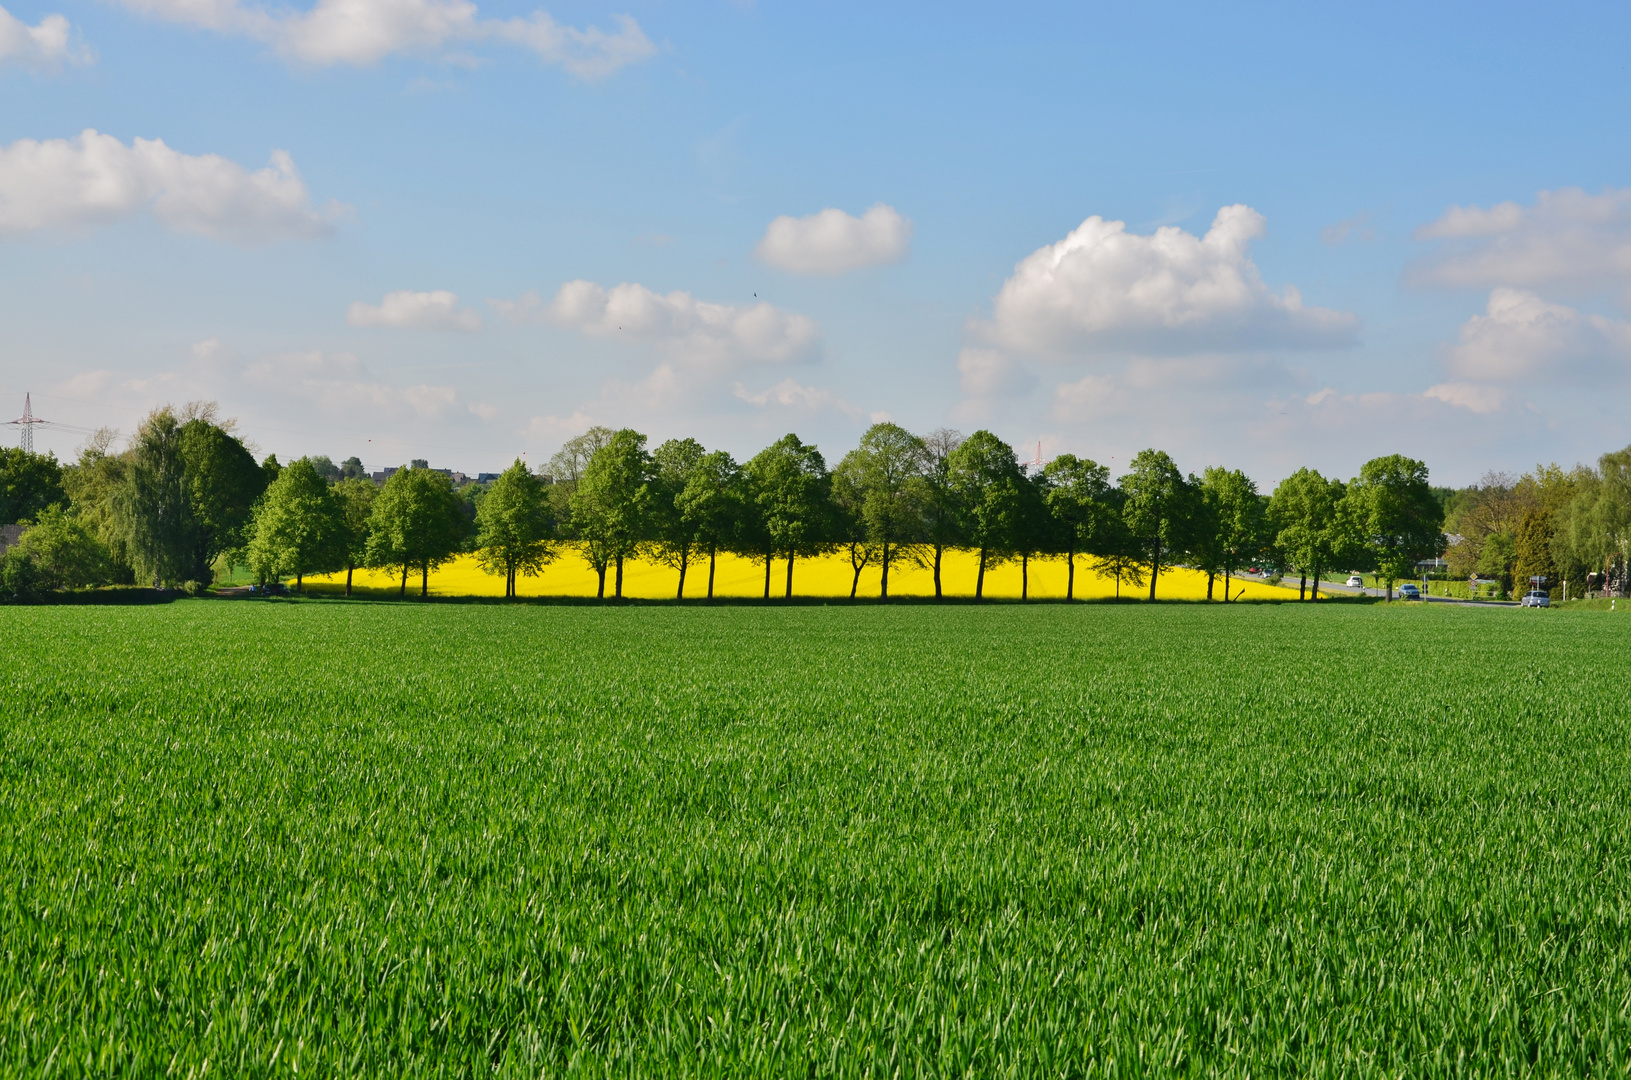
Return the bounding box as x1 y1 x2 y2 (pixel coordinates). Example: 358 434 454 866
6 394 47 453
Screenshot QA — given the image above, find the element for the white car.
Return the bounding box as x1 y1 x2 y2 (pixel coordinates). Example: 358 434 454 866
1345 575 1364 588
1398 583 1422 600
1520 590 1551 607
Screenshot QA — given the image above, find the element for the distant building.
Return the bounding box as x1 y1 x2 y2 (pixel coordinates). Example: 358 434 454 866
477 473 500 483
0 524 22 554
370 466 400 484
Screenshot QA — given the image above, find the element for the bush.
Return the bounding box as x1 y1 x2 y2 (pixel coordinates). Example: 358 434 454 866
180 580 204 597
0 549 43 603
14 506 112 592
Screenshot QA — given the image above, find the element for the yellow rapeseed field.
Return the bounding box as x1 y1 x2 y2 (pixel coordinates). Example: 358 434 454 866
311 547 1302 600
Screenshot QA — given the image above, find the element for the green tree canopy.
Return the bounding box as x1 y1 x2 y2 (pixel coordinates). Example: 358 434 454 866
744 433 831 599
12 505 111 591
365 465 468 597
919 428 965 600
112 408 195 589
332 476 377 596
947 430 1023 600
1119 449 1191 602
570 429 653 600
177 416 265 582
0 448 64 525
674 449 744 600
1269 468 1350 600
831 423 927 600
648 438 708 599
1194 467 1267 602
1345 454 1444 599
247 457 347 590
475 459 555 598
1042 454 1112 601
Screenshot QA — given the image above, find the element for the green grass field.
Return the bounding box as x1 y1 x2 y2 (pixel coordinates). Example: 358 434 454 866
3 600 1629 1076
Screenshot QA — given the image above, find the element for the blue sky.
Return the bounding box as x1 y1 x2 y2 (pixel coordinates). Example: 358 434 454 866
3 1 1629 486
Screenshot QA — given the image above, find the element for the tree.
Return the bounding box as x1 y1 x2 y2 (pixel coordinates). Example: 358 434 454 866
546 426 615 518
674 450 744 600
332 476 376 596
177 415 265 582
1011 469 1054 601
1042 454 1112 601
1269 468 1349 601
247 457 347 591
919 428 965 600
339 456 368 481
0 448 64 525
366 465 468 597
831 423 927 600
1194 467 1267 602
570 429 653 600
11 505 111 591
744 434 831 599
649 438 708 599
1553 446 1631 596
947 431 1024 600
1345 454 1444 600
112 408 195 588
1119 450 1191 602
261 454 282 486
1090 498 1148 600
60 429 135 583
475 459 555 598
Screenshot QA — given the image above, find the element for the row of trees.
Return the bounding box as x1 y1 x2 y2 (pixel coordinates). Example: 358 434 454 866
1443 447 1631 599
0 405 1469 602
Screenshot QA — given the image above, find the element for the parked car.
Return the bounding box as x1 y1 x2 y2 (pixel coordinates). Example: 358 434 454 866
1345 575 1364 588
1398 583 1422 600
1520 589 1551 608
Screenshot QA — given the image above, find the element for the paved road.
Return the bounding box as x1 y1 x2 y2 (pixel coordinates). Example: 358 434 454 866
1233 574 1519 607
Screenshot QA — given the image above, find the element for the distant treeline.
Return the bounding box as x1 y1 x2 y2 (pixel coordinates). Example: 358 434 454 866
1 403 1627 602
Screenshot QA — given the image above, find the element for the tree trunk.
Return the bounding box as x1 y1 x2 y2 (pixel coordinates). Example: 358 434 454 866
1021 554 1028 601
596 563 606 599
850 556 862 598
420 561 428 598
345 563 354 597
1148 539 1161 601
881 541 890 601
400 562 408 597
1224 567 1231 603
1206 571 1214 601
1299 573 1307 600
677 550 688 600
707 546 716 599
615 555 624 599
785 551 795 599
296 571 303 593
1066 549 1075 601
763 555 772 598
933 544 944 600
976 547 987 600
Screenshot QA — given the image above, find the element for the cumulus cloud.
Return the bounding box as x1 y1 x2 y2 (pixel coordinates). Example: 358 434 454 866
1422 382 1506 415
110 0 654 73
957 347 1036 397
1412 187 1631 289
0 4 82 67
1441 288 1631 381
978 205 1358 357
733 377 864 418
504 280 821 366
347 289 481 331
240 349 481 420
754 203 912 275
0 129 337 243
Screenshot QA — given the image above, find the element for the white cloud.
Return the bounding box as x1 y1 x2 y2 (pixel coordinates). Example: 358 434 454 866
347 289 481 331
0 129 337 243
956 347 1035 397
1052 372 1125 420
979 204 1359 357
241 349 475 420
514 279 820 366
733 377 864 418
1320 211 1375 246
1442 288 1631 381
754 203 912 275
111 0 654 73
0 4 81 67
1412 187 1631 289
1423 382 1506 415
